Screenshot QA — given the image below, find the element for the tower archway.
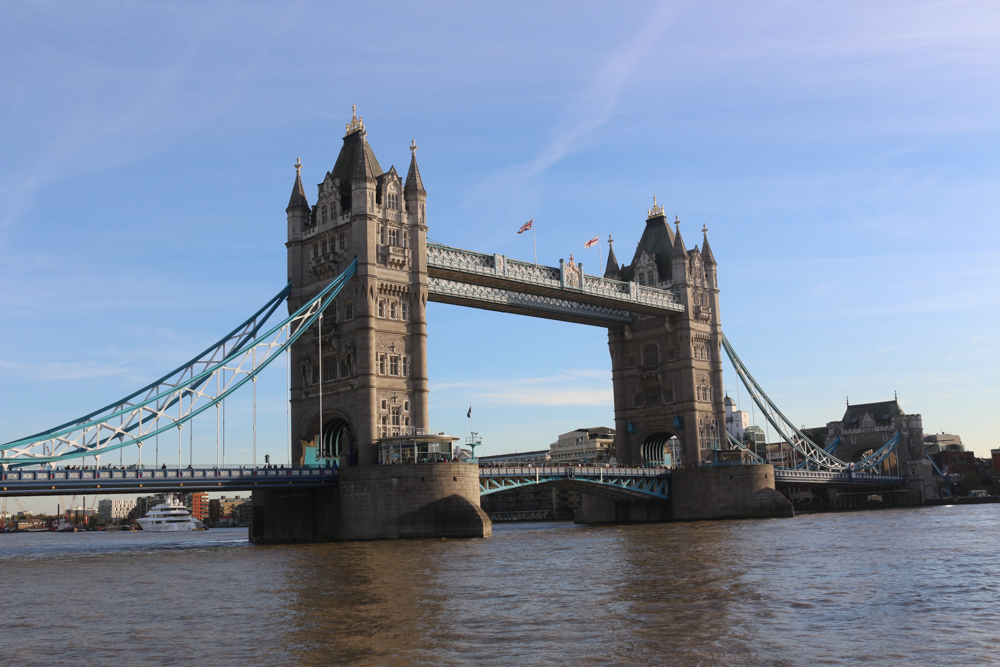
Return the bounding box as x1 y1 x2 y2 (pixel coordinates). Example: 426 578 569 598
319 418 354 462
640 432 681 468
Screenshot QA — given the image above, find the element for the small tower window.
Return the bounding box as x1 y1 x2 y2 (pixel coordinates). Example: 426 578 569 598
388 227 399 247
389 356 399 376
390 301 398 319
402 356 410 376
401 300 410 321
322 205 328 224
642 344 659 366
645 387 661 406
378 300 385 318
345 302 354 320
387 192 399 210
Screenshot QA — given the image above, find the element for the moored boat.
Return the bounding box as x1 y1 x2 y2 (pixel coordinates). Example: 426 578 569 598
137 495 206 532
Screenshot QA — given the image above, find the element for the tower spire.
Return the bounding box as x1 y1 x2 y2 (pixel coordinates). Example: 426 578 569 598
701 222 716 265
604 234 621 279
405 138 425 193
672 217 687 258
287 157 309 211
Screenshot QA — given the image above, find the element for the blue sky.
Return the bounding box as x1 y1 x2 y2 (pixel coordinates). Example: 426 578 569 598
2 0 999 506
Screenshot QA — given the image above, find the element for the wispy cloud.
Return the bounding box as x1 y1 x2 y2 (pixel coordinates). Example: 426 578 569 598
464 1 678 246
0 356 133 382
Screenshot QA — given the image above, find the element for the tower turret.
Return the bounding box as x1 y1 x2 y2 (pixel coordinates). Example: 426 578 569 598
286 157 310 242
671 217 688 284
604 235 621 280
701 224 718 289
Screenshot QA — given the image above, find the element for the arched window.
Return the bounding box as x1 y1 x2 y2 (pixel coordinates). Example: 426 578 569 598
642 344 659 366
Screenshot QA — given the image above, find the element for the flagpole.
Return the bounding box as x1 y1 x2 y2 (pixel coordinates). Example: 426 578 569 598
597 235 603 276
532 223 537 265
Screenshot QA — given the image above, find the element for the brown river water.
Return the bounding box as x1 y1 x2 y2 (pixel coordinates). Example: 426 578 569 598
1 505 997 666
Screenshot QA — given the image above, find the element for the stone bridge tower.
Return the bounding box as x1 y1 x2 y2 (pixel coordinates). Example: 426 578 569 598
285 108 429 467
605 198 726 468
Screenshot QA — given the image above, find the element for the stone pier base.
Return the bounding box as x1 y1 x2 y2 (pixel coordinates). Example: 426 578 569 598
574 494 671 524
250 463 491 543
671 464 793 521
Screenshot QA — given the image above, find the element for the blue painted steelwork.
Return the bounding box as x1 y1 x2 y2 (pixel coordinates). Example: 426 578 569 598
479 466 670 500
1 260 357 467
0 466 338 497
774 469 904 486
721 332 898 473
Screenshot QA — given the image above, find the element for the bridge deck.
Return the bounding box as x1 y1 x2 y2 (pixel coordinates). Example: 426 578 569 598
0 467 338 496
0 465 903 497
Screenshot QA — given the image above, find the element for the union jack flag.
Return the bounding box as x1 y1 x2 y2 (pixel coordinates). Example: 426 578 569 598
517 219 533 234
584 235 598 248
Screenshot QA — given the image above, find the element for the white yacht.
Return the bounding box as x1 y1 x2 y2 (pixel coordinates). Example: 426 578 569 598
137 495 206 532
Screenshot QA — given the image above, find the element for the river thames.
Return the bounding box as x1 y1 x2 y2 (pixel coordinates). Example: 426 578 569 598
1 505 997 666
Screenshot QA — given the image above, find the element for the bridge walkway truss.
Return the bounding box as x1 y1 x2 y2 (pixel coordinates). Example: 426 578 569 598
479 466 671 501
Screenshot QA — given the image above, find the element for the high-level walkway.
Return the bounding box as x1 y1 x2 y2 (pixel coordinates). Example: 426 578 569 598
426 243 684 326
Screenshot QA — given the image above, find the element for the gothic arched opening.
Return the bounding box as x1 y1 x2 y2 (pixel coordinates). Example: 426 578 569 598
640 432 680 468
319 418 354 465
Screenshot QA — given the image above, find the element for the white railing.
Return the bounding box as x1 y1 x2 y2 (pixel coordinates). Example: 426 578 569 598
427 243 683 313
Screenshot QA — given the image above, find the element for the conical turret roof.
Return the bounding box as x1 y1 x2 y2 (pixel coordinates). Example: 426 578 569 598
604 236 620 280
405 140 425 193
287 159 309 211
701 226 716 265
672 225 687 258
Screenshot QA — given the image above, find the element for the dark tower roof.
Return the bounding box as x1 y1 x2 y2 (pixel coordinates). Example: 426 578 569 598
622 197 676 282
604 235 621 280
840 400 904 428
405 139 425 193
287 158 309 211
327 108 384 207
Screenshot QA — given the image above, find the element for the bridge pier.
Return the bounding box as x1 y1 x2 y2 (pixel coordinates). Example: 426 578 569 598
574 495 671 524
250 463 491 543
671 464 793 521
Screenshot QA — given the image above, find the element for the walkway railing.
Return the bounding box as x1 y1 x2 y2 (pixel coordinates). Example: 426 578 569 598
427 243 684 314
0 466 338 496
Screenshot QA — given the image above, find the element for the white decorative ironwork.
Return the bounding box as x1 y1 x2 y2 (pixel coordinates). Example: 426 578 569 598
427 243 683 314
428 277 633 324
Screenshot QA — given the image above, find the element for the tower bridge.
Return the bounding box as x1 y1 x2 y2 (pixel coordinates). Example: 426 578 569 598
1 108 931 540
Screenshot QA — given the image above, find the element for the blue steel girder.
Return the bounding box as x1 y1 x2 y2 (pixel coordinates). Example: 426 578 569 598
479 466 670 500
